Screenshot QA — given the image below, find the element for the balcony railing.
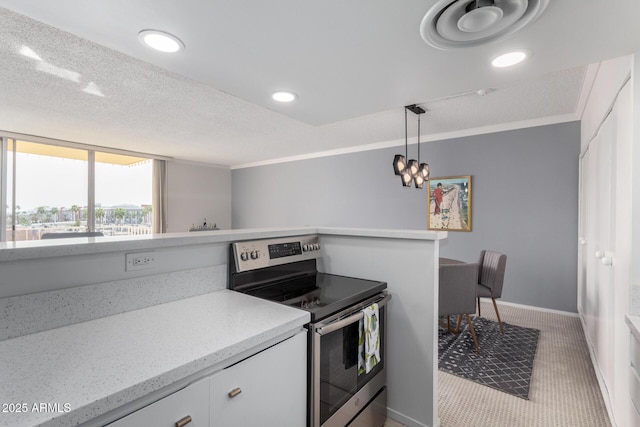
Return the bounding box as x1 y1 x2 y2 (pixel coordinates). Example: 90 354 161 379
7 224 153 241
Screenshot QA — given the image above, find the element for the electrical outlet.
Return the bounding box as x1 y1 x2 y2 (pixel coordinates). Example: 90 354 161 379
125 252 156 271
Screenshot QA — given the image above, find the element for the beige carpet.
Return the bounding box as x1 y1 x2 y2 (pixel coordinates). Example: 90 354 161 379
438 301 611 427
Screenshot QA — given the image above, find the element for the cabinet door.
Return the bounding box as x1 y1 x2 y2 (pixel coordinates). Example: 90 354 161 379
210 331 307 427
108 378 209 427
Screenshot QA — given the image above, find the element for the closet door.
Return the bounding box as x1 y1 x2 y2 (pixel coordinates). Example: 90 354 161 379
583 129 605 361
594 111 615 390
579 81 633 427
611 82 632 425
578 147 591 320
580 100 615 389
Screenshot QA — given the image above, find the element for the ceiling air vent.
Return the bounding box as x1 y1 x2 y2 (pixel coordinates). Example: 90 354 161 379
420 0 549 49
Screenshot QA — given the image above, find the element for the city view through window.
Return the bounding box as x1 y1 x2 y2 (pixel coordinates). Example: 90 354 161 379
4 140 152 241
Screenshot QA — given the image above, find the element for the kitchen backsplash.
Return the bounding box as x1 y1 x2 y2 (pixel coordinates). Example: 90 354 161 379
0 265 227 341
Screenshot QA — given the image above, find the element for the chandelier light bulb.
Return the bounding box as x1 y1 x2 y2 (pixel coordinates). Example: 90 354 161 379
408 159 419 175
393 154 407 176
402 171 413 187
420 163 430 180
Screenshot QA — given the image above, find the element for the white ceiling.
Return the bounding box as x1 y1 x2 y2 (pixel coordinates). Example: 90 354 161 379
1 1 639 167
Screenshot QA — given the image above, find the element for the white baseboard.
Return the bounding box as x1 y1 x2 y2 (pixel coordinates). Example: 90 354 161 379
487 299 579 318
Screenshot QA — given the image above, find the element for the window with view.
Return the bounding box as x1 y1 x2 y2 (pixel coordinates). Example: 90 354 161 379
95 152 152 237
1 138 153 242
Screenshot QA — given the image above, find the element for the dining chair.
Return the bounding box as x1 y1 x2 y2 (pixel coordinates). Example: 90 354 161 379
476 250 507 334
439 262 480 354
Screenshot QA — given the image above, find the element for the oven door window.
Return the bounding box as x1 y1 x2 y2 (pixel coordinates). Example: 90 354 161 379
319 308 385 425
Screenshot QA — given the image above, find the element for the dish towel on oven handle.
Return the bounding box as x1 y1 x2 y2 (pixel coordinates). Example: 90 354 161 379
358 303 380 375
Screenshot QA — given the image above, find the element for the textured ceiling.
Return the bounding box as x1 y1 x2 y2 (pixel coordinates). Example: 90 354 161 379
0 1 639 167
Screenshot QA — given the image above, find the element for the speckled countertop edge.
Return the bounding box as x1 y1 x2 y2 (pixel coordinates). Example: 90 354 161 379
0 226 445 262
0 290 309 427
0 227 316 262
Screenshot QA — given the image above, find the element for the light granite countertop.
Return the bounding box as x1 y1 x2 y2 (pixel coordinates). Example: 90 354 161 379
0 290 310 427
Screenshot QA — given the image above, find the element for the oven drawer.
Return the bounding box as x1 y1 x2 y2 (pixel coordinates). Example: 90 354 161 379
347 387 387 427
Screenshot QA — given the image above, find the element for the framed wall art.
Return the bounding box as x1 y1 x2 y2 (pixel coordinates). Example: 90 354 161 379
427 175 471 232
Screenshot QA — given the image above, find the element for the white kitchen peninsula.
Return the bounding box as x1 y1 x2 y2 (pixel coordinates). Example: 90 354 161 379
0 227 445 427
0 291 309 427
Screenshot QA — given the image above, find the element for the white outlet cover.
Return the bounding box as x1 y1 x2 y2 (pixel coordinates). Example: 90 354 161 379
125 252 156 271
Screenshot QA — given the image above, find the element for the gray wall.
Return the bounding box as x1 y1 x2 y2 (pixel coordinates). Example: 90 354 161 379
167 160 231 232
232 121 581 312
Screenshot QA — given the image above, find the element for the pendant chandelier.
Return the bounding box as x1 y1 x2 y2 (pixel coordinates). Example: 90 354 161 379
393 104 429 188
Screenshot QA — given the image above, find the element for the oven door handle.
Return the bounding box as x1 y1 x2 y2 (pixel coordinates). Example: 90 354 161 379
315 294 391 336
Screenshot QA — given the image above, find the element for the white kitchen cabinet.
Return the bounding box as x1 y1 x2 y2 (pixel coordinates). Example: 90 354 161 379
107 377 210 427
209 331 307 427
105 331 306 427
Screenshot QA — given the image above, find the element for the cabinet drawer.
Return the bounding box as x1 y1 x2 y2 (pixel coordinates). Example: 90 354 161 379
210 331 307 427
108 378 209 427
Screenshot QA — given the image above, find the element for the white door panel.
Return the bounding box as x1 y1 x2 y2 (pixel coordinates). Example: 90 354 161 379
579 81 633 427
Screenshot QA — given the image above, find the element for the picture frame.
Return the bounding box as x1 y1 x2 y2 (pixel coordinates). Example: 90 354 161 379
427 175 472 232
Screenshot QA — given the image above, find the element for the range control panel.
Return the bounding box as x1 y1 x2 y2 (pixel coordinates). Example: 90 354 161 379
232 235 321 272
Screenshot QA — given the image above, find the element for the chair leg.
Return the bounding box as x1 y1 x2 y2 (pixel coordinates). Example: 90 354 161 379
455 315 462 333
439 316 453 333
477 297 481 316
492 298 504 335
465 314 480 354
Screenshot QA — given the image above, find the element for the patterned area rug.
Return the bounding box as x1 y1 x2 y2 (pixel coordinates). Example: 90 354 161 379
438 316 540 400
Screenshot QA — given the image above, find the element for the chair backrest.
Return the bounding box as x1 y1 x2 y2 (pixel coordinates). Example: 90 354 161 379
41 232 104 239
477 250 507 298
438 262 479 316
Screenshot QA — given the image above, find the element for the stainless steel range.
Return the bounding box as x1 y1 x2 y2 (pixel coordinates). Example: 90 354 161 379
229 235 390 427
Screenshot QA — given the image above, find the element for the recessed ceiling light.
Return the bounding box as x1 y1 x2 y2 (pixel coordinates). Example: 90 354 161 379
138 30 184 53
491 51 527 68
272 91 297 102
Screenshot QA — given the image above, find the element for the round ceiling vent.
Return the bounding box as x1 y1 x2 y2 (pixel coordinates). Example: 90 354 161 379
420 0 549 49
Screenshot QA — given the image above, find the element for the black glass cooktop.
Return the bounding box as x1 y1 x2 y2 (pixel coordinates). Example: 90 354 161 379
240 272 386 322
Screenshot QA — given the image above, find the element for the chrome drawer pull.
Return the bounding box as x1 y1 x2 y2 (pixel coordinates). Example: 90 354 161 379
175 415 192 427
228 387 242 398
